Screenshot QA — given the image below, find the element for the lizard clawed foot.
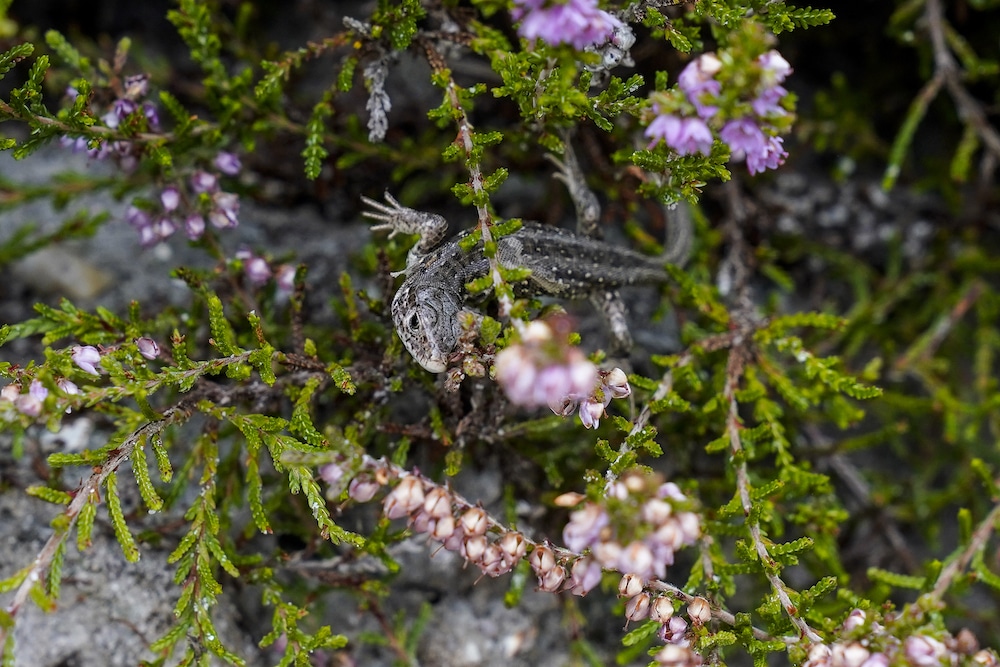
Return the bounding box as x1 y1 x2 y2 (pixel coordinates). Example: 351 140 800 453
361 191 450 261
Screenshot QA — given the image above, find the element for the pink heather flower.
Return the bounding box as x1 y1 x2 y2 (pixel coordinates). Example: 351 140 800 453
578 397 606 429
348 475 381 503
142 102 160 130
214 151 242 176
152 217 177 240
0 383 19 402
275 264 296 294
512 0 622 50
184 214 206 240
71 345 101 375
842 609 866 633
210 191 240 228
859 654 889 667
137 225 159 247
645 114 714 156
15 394 42 417
135 337 160 360
665 616 688 644
677 54 722 118
563 503 609 552
719 117 768 158
160 186 181 212
244 256 272 287
125 205 151 229
29 380 48 402
758 50 792 86
904 636 946 666
57 378 79 396
190 170 218 194
567 557 602 596
617 541 656 581
319 463 345 487
751 84 789 117
745 135 787 175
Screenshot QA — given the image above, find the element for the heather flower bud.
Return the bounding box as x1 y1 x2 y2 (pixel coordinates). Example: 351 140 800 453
859 652 889 667
842 609 866 633
650 596 674 623
422 487 452 519
160 186 181 211
382 476 425 519
687 597 712 625
430 514 456 541
578 398 605 429
624 592 651 621
72 345 102 375
184 214 206 240
190 170 218 194
244 256 272 286
538 565 567 592
529 545 557 576
602 367 631 398
1 384 20 402
498 531 527 563
462 534 488 562
318 463 345 487
654 644 694 666
831 643 870 667
618 573 644 598
478 543 507 577
348 475 381 503
136 337 160 360
904 635 946 666
459 507 489 536
214 151 242 176
974 650 1000 666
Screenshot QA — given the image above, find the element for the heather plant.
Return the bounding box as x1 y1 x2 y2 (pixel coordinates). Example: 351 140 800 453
0 0 999 666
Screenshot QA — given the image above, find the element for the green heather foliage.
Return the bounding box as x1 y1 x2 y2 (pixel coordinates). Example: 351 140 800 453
0 0 998 665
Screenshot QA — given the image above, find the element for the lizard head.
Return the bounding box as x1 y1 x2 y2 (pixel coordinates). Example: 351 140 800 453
391 283 462 373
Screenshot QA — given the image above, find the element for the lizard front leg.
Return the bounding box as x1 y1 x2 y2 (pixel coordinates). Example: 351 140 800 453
546 139 602 238
362 192 449 270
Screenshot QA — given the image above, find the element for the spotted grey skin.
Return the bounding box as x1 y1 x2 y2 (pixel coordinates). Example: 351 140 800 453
366 198 678 372
363 144 690 373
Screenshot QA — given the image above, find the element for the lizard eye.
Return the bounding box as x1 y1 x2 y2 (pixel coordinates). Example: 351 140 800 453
407 313 420 330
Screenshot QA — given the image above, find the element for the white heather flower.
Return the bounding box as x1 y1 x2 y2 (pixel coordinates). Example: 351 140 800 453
617 541 656 581
422 487 452 519
462 534 488 562
498 531 527 564
831 643 870 667
842 608 866 633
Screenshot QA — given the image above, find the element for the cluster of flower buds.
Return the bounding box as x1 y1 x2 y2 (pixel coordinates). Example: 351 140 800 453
561 472 700 582
645 46 792 175
802 608 998 667
1 377 79 418
511 0 622 51
60 74 159 172
494 317 631 429
125 151 242 246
